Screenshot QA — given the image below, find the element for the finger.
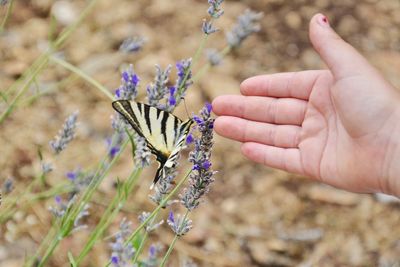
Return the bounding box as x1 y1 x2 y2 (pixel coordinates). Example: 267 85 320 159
214 116 301 148
212 95 307 125
309 13 377 80
241 142 304 175
240 70 329 100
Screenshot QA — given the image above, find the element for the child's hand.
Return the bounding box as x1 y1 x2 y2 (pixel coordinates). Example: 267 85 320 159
212 14 400 196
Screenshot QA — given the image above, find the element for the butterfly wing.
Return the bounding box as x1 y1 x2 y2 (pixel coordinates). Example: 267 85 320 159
112 100 193 186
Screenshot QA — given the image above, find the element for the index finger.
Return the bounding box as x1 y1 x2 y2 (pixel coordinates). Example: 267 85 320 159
240 70 331 100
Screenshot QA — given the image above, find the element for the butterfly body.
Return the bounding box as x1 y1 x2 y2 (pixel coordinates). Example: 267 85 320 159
112 100 193 187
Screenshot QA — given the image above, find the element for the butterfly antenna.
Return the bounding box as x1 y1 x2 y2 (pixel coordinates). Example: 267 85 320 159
181 97 191 119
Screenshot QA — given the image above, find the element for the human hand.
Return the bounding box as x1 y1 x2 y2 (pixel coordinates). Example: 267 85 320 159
212 14 400 196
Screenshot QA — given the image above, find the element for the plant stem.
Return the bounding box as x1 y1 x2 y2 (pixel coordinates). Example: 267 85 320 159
50 56 114 100
192 45 231 83
0 0 14 34
0 0 100 124
76 168 142 265
159 210 190 267
176 33 209 100
132 230 149 264
125 170 191 245
32 135 128 267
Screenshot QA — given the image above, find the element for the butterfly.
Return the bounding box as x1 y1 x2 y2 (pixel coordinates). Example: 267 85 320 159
112 100 193 188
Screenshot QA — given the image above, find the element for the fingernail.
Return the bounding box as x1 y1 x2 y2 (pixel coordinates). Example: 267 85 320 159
317 14 330 27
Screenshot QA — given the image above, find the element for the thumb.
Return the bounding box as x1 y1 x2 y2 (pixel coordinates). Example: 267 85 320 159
309 13 375 80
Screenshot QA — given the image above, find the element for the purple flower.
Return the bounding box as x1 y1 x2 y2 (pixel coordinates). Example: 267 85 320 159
114 65 139 101
193 115 203 125
168 86 177 106
181 103 215 211
168 211 175 224
176 62 185 78
66 171 77 180
202 160 211 170
122 71 129 83
149 245 156 258
166 58 192 111
186 133 194 144
115 88 121 98
131 74 139 86
109 146 120 159
111 255 119 265
206 102 212 113
55 195 62 204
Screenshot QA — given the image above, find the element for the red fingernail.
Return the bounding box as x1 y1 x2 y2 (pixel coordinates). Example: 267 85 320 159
317 14 330 27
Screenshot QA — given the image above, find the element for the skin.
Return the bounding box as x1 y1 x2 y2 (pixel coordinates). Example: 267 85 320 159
212 14 400 197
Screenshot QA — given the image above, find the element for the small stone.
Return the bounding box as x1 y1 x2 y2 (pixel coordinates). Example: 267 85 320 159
51 1 78 26
285 11 302 29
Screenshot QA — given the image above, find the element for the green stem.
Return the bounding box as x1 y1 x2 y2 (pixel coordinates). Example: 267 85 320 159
50 56 114 100
0 0 100 124
33 136 128 267
0 57 49 124
75 168 142 265
160 235 179 267
0 0 14 34
176 33 209 99
192 45 231 83
132 230 149 264
125 170 191 245
159 210 190 267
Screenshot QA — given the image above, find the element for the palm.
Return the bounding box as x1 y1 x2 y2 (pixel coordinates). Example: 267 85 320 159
213 70 399 193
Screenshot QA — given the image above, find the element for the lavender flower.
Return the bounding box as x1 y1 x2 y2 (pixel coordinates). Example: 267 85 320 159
181 103 215 211
202 19 218 35
2 177 14 194
138 212 164 232
206 49 223 66
167 211 192 236
73 203 90 233
66 169 94 196
165 58 192 111
49 195 68 218
0 0 9 6
207 0 224 18
110 218 136 266
49 111 78 154
115 64 139 101
142 244 163 267
134 134 151 168
41 162 54 174
226 9 263 48
106 133 125 159
168 87 176 107
149 155 179 205
147 65 172 108
49 195 89 232
119 36 145 53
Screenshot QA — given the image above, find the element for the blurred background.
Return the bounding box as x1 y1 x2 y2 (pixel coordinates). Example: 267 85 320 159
1 0 400 266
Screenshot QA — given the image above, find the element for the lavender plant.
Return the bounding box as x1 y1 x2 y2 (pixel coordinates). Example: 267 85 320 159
16 1 262 266
119 36 146 53
49 111 78 154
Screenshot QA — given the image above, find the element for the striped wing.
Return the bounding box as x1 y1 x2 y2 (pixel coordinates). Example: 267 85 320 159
112 100 193 185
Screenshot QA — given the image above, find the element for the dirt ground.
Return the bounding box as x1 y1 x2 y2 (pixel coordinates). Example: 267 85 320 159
1 0 400 266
